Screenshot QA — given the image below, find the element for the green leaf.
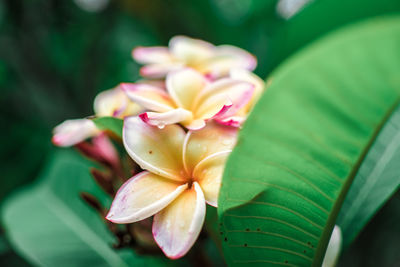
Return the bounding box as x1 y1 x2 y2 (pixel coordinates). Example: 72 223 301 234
0 233 31 266
0 234 8 255
0 250 32 267
208 0 276 25
218 15 400 267
1 150 171 267
336 105 400 248
0 118 51 202
258 0 400 75
92 117 123 138
338 191 400 266
175 0 400 78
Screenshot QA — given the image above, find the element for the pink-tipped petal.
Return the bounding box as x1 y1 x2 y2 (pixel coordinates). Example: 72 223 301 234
215 116 245 127
230 68 265 112
121 83 175 112
212 103 233 118
199 45 257 78
139 108 193 129
193 151 230 207
106 172 187 224
123 116 187 182
52 119 99 147
183 122 237 174
152 182 206 259
212 85 254 120
140 63 184 79
92 133 120 170
169 36 214 64
166 68 208 110
193 78 254 121
132 46 174 64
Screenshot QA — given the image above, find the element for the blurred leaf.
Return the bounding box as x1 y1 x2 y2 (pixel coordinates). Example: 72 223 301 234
0 1 159 204
338 191 400 267
257 0 400 75
0 250 32 267
0 118 51 202
209 0 255 25
1 150 172 267
0 235 8 255
134 0 400 80
336 106 400 248
93 117 123 138
218 16 400 266
0 232 31 266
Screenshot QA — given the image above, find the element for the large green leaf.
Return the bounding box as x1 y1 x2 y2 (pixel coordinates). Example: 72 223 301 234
218 16 400 266
1 150 170 267
336 106 400 248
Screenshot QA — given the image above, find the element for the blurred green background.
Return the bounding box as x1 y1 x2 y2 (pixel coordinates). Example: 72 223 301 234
0 0 399 266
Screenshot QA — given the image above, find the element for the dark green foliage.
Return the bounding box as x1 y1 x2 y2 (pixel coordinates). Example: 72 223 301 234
218 16 400 266
1 150 172 267
2 0 400 266
339 191 400 266
337 106 400 248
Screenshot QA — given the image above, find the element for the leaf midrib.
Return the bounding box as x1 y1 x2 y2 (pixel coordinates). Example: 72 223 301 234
338 129 400 233
312 96 400 266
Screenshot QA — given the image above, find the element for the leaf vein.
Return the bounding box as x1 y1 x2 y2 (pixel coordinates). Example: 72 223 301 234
224 214 319 240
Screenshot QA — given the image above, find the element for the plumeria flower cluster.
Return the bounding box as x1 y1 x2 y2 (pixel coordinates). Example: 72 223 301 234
52 36 265 259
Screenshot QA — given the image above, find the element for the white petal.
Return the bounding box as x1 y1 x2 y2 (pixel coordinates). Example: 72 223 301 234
169 36 214 64
139 108 193 129
106 172 187 223
166 68 208 110
230 68 265 113
193 78 254 121
322 225 342 267
140 63 184 78
93 87 141 118
183 119 207 131
121 83 175 112
193 151 230 207
152 182 206 259
52 119 99 147
132 46 174 64
123 116 187 181
183 121 237 174
198 45 257 78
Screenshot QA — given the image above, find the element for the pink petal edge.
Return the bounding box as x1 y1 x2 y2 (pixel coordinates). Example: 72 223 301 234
106 171 187 224
152 182 206 259
211 103 233 119
215 118 242 127
139 112 150 124
105 171 147 223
